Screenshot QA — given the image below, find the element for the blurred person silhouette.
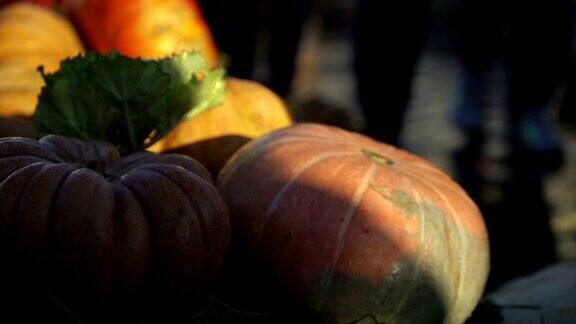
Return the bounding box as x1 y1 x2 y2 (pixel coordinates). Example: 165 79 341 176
560 59 576 133
200 0 312 98
353 0 431 146
452 0 573 289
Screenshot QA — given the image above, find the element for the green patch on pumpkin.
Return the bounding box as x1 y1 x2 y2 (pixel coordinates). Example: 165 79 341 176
304 259 446 324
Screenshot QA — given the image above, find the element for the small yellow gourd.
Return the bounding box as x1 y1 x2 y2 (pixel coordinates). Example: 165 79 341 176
0 3 84 117
149 78 293 176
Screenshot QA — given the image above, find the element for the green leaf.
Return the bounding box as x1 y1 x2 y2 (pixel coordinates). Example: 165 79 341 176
33 51 226 154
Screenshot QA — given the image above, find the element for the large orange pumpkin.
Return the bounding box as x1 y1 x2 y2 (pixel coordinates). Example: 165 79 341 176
0 135 230 320
149 78 293 176
0 2 84 117
66 0 219 66
218 123 489 323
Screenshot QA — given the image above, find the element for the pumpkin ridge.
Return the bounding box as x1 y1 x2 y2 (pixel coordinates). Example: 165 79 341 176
402 159 450 179
321 164 377 293
15 163 78 263
403 165 478 216
0 138 62 162
45 166 85 271
84 138 104 163
110 181 151 299
259 151 355 238
220 136 335 182
327 157 358 177
112 153 211 183
120 168 207 294
119 171 164 270
50 167 116 299
71 137 95 161
415 178 469 322
384 174 429 321
406 166 484 236
395 165 481 238
392 167 470 322
140 166 211 278
116 177 160 293
38 136 74 162
0 162 47 229
0 6 81 53
6 154 61 164
110 153 153 176
0 156 50 180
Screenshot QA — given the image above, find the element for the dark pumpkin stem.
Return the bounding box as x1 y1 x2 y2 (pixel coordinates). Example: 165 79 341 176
361 149 394 166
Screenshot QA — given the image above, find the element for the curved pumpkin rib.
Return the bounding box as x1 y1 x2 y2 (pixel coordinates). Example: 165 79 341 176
259 151 357 238
409 172 489 323
0 47 67 63
11 163 78 261
109 182 150 297
268 156 361 252
111 152 211 183
0 57 62 75
428 186 468 322
322 164 377 290
0 137 62 161
0 3 83 54
416 180 462 318
421 182 468 322
0 89 39 116
42 136 83 162
0 65 44 89
404 163 481 234
0 162 47 228
107 152 157 176
141 154 212 183
40 135 119 164
411 167 482 226
220 136 338 187
142 164 228 270
120 167 207 294
39 136 80 162
0 26 65 55
140 166 211 278
382 170 429 322
51 168 116 297
402 159 452 179
0 36 63 55
0 3 84 118
403 166 484 238
391 166 470 321
0 156 49 180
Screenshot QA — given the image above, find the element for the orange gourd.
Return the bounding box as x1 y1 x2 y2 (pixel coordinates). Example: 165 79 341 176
149 78 293 176
67 0 219 66
218 123 490 323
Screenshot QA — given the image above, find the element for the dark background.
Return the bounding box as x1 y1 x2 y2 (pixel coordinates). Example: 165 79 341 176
199 0 576 292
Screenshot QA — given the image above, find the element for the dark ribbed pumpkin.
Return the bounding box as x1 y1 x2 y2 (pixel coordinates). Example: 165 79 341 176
0 135 230 319
218 123 489 323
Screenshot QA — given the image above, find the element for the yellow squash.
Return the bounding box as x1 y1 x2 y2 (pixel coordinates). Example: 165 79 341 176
149 78 293 176
0 3 84 117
